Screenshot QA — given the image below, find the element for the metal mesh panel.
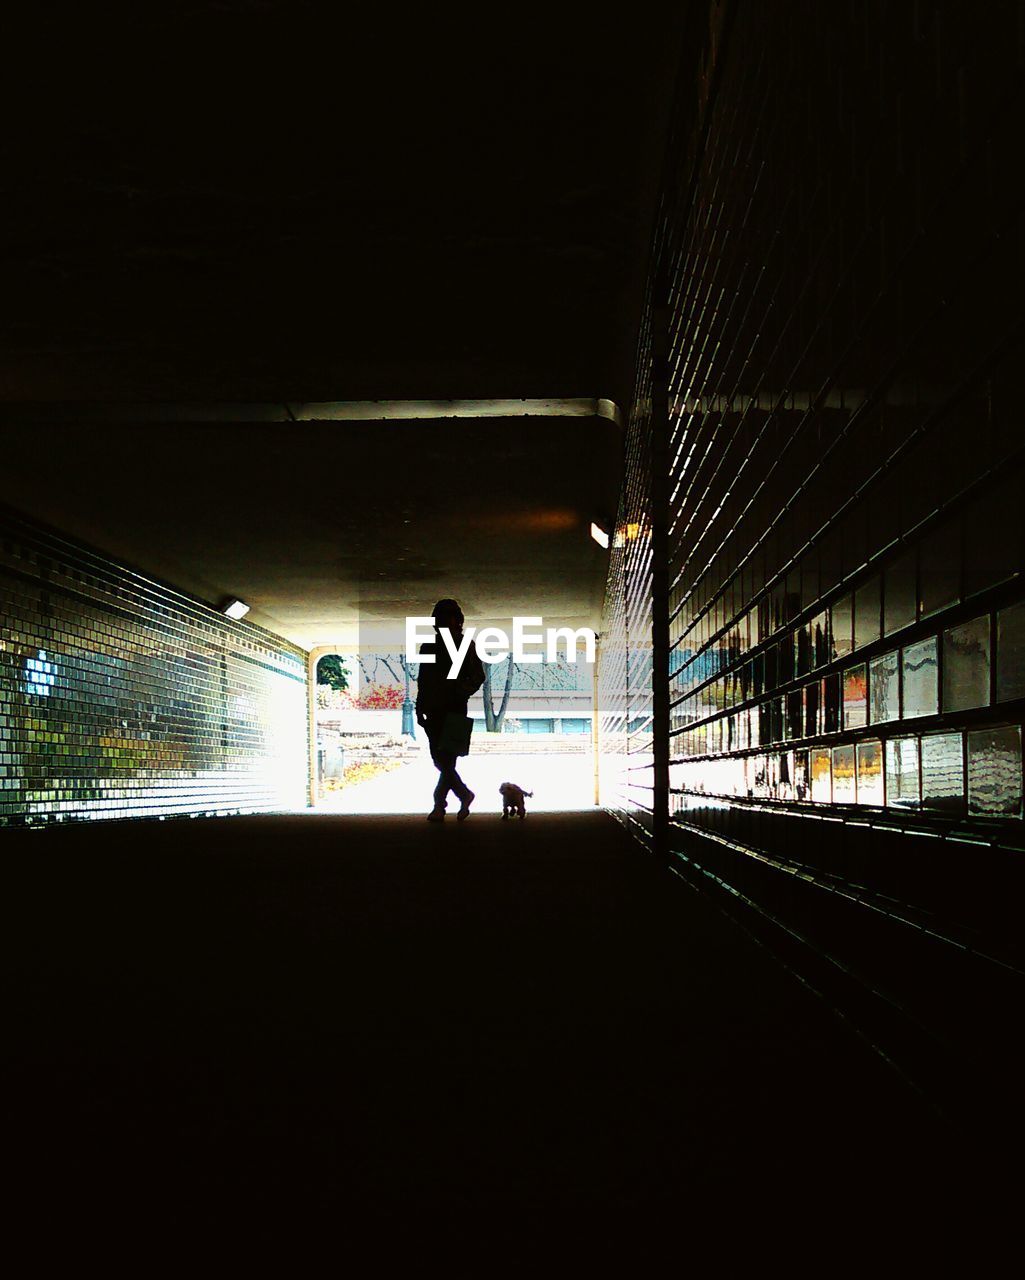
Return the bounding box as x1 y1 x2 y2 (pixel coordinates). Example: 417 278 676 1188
0 511 309 825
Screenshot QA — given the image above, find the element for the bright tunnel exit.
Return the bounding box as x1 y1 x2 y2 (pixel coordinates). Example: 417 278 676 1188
311 647 598 816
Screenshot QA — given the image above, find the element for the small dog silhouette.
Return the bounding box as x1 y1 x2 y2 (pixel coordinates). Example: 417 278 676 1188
499 782 532 819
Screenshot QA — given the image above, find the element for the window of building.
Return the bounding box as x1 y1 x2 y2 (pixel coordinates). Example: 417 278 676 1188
884 552 917 635
921 733 965 813
996 602 1025 703
885 737 920 808
870 650 900 723
831 744 856 802
967 726 1022 817
902 638 938 718
919 520 961 618
831 595 853 659
810 747 832 802
856 739 884 805
943 616 990 712
843 664 868 728
854 577 881 650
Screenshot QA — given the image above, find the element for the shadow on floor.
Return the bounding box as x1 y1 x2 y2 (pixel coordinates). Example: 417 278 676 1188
1 811 1009 1253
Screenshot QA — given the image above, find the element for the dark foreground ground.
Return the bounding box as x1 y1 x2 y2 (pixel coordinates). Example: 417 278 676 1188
1 811 1013 1260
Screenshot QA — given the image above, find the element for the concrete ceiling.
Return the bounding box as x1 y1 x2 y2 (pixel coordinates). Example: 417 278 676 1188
0 414 622 648
0 4 691 648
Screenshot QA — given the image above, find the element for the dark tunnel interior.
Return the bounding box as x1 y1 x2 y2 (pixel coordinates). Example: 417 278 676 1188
1 1 1023 1258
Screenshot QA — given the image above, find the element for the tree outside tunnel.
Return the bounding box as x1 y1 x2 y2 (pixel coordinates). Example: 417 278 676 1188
312 652 418 805
315 654 349 693
481 655 516 732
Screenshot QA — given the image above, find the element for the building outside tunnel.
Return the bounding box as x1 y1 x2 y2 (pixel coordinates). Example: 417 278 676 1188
1 0 1024 1238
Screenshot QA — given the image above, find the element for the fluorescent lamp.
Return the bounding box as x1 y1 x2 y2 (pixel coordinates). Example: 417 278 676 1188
222 598 250 620
590 521 610 550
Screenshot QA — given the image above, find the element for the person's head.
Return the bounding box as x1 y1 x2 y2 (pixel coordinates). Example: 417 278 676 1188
431 598 464 632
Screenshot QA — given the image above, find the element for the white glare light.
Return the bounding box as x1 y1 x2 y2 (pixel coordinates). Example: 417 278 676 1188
222 598 250 620
590 521 610 550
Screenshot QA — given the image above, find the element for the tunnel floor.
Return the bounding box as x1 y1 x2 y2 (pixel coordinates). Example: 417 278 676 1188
1 810 997 1251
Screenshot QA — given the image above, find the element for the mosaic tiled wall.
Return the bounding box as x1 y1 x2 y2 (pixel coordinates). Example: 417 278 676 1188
0 509 309 825
600 1 1025 1076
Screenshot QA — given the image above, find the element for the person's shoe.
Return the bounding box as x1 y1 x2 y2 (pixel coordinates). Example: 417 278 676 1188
426 807 446 822
456 791 475 821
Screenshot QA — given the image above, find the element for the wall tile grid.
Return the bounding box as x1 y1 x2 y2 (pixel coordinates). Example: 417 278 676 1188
599 284 655 838
601 0 1025 970
0 511 309 825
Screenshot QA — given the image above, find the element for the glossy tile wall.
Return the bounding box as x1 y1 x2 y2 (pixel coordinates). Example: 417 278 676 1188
0 510 309 825
600 0 1025 1068
599 284 655 837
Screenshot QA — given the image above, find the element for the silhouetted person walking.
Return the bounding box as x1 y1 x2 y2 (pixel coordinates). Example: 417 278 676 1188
415 599 485 820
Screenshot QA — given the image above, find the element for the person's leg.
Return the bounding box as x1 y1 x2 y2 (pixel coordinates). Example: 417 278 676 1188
445 760 471 804
424 716 450 815
432 751 468 803
432 749 455 809
445 759 474 818
424 715 473 817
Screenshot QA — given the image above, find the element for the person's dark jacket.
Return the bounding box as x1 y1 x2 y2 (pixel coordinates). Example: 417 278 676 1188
415 632 486 717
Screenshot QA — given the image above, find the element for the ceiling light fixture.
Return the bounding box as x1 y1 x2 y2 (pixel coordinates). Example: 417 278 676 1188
590 520 611 550
221 598 250 620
